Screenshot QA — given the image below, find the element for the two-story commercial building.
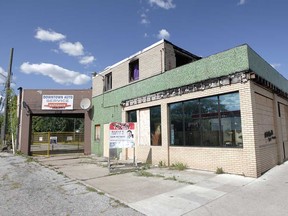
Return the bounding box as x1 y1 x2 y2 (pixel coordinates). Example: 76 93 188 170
91 39 288 177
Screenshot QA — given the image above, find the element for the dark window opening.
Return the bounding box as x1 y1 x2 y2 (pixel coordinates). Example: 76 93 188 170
169 92 242 148
104 72 112 91
129 59 139 82
150 106 162 146
128 110 137 122
175 51 194 67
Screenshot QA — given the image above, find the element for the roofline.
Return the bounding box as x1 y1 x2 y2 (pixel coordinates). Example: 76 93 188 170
98 39 201 74
99 39 165 73
163 39 201 60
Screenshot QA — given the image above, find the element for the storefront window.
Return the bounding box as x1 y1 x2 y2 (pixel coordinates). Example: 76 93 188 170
169 92 242 148
150 106 161 146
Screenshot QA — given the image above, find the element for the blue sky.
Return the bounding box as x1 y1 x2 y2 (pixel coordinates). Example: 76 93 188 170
0 0 287 92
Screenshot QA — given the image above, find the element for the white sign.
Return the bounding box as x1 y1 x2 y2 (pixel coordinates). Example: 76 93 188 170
42 95 74 110
109 122 135 149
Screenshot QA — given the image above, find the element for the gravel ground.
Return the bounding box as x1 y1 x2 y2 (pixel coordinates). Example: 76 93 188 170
0 152 143 216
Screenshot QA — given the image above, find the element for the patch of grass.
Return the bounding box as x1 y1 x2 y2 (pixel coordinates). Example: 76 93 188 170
11 182 22 189
86 186 98 193
136 170 154 177
135 170 164 178
158 160 167 168
109 199 128 208
178 180 195 185
15 150 24 156
216 167 224 174
141 163 151 170
170 162 188 171
97 191 105 195
25 157 35 163
164 175 177 181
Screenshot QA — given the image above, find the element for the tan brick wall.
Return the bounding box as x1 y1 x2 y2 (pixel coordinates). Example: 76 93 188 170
252 83 288 175
123 82 260 177
123 81 288 177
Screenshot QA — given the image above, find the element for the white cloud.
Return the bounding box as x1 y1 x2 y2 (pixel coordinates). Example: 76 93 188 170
271 63 281 69
79 56 95 65
157 29 170 40
20 62 90 85
35 28 66 41
148 0 176 9
141 13 150 24
237 0 246 5
59 41 84 56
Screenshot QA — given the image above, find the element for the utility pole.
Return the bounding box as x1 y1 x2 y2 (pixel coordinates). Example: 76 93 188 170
1 48 14 146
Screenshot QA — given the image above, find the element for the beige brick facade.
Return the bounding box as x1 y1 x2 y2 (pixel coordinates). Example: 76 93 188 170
119 81 288 177
93 41 288 178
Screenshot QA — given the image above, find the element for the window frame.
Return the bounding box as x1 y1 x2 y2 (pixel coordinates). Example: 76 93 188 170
129 59 139 82
169 92 242 148
150 105 162 146
95 124 101 141
104 72 112 91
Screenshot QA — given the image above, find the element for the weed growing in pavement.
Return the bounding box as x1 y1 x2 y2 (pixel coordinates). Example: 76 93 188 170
135 170 164 178
136 170 154 177
86 186 98 193
158 160 167 168
25 157 35 163
216 167 224 174
178 180 195 185
11 182 22 189
109 198 128 208
169 162 188 171
141 163 151 170
164 175 177 181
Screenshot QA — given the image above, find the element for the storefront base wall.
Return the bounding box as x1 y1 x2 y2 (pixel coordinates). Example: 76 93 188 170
258 144 278 174
169 147 246 175
136 146 168 165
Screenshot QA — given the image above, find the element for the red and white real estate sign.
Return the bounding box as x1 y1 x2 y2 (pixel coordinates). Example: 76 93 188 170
109 122 135 149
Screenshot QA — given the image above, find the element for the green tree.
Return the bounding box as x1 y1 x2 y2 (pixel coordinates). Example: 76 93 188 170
32 116 84 132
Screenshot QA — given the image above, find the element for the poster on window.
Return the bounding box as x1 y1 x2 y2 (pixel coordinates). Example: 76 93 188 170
109 122 135 149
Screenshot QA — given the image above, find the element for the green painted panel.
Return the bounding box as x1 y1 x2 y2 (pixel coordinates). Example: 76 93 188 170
247 46 288 92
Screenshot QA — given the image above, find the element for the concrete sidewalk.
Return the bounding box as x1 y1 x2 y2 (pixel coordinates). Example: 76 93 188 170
36 155 288 216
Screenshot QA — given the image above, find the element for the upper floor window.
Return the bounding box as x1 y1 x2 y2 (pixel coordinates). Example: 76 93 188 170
129 59 139 82
104 72 112 91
